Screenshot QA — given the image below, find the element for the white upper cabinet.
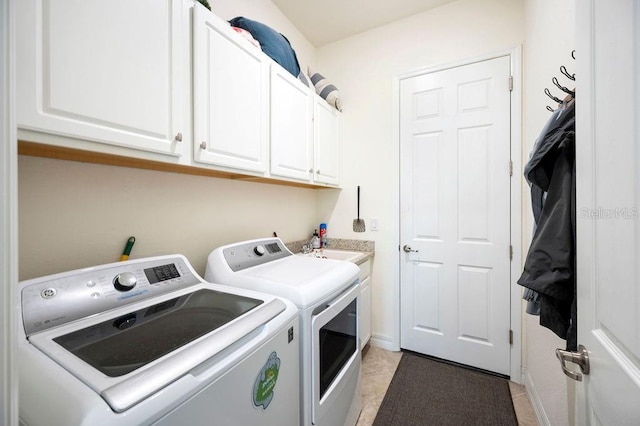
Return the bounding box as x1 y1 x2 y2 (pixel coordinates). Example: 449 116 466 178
16 0 186 157
16 1 340 187
313 97 340 186
269 65 314 182
193 6 269 174
271 68 342 187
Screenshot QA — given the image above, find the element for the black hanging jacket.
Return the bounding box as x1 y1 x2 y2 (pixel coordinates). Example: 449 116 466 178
518 101 577 350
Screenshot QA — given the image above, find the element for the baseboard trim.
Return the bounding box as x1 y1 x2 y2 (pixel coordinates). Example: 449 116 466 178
369 334 396 352
523 368 551 426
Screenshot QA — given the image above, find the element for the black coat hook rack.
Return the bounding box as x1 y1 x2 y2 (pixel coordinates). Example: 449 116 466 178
545 51 576 112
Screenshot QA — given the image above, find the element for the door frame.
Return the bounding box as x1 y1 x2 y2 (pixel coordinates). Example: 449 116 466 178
391 46 523 382
1 0 19 423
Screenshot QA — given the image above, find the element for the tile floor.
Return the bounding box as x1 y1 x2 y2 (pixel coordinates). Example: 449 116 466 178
356 345 538 426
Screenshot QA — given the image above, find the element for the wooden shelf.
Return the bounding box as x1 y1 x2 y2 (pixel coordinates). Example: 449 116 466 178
18 141 338 190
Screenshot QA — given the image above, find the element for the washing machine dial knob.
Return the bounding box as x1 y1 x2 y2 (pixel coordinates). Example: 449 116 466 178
254 245 266 256
113 272 137 292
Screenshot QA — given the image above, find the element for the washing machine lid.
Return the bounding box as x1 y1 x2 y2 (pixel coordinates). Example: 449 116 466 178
208 253 360 307
52 288 264 378
28 285 287 413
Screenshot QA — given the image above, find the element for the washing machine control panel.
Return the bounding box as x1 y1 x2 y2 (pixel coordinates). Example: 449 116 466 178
222 238 292 272
20 255 201 336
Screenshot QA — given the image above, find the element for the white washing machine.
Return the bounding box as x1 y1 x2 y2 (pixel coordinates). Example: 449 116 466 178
18 255 300 426
205 238 362 426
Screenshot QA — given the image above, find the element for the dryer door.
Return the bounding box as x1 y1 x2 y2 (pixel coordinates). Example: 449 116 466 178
311 282 360 424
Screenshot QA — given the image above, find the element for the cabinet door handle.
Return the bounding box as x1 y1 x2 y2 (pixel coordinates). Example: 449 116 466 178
175 132 182 142
200 141 207 150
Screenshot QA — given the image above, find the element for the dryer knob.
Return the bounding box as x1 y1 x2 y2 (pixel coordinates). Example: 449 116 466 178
254 245 266 256
113 272 137 292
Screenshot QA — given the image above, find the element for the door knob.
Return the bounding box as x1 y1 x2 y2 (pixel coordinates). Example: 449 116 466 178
556 344 590 381
403 245 418 253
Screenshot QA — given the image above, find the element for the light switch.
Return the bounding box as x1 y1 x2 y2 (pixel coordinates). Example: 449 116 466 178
371 218 379 231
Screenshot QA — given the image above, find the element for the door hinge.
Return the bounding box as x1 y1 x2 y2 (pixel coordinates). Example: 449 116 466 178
509 245 513 260
509 329 514 345
508 160 513 176
509 76 513 91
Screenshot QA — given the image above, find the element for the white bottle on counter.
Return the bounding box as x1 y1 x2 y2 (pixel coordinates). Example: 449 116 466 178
311 230 321 249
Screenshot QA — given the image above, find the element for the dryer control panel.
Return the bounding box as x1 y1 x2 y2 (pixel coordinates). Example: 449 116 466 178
221 238 292 272
20 255 201 336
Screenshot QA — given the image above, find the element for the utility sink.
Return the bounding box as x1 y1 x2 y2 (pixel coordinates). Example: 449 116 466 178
297 249 363 263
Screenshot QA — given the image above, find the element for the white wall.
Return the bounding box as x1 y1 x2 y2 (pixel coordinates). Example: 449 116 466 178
315 0 525 347
18 156 319 279
522 1 576 425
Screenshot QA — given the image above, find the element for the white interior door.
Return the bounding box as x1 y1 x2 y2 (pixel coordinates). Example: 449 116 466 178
575 1 640 424
400 56 512 375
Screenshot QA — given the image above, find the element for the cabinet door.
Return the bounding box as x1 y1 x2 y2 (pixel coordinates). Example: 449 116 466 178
16 0 185 157
313 98 340 185
193 7 269 173
360 276 371 350
270 65 313 181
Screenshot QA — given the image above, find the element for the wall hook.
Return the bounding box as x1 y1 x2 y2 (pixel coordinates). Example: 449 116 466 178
560 65 575 81
544 87 563 104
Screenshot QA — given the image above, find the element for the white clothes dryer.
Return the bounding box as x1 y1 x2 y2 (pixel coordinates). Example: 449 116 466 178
205 237 362 426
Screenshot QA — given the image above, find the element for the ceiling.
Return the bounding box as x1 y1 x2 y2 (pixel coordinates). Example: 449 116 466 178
271 0 458 47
